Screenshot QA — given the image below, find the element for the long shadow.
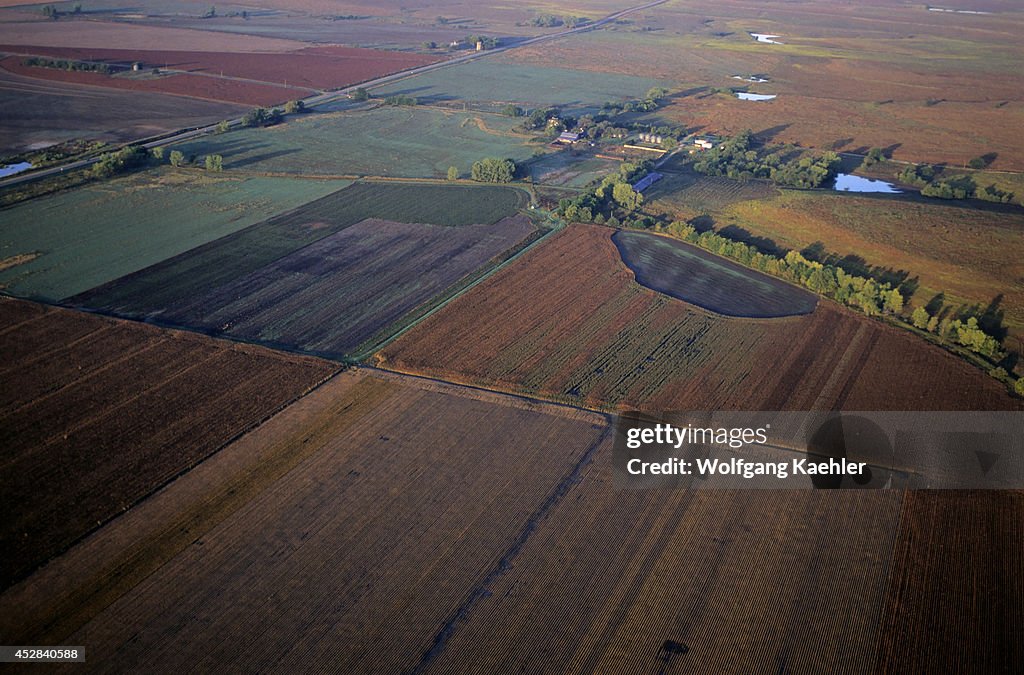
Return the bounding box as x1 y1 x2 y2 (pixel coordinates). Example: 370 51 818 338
227 148 302 169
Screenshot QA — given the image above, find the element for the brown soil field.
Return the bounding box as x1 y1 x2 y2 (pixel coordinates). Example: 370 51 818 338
0 44 440 90
379 224 1021 412
502 0 1024 169
0 297 339 589
0 56 310 106
874 490 1024 672
0 369 610 669
0 67 245 154
0 17 305 51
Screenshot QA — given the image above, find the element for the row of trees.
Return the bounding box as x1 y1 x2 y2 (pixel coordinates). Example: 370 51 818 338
383 94 418 106
556 161 652 223
529 14 587 27
601 87 669 115
662 221 905 317
910 308 1003 359
23 56 111 74
692 130 841 188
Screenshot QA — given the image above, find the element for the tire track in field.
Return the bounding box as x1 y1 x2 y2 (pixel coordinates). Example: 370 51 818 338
408 423 613 675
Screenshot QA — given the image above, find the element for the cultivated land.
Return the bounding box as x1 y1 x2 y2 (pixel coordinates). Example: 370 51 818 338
612 229 817 317
0 67 245 154
0 169 349 300
0 369 611 669
170 106 538 178
0 297 338 589
87 216 538 358
503 1 1024 169
374 60 670 114
72 181 528 318
379 224 1020 411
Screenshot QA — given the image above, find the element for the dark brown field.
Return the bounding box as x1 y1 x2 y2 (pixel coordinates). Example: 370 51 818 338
0 297 339 588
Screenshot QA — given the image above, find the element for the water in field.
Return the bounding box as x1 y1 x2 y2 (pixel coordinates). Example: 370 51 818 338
733 75 769 83
0 162 32 178
832 173 901 193
736 92 777 101
750 33 783 44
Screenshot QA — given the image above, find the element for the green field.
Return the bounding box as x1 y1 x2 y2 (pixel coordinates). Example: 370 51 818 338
71 181 529 315
0 170 349 301
172 106 539 179
371 60 670 113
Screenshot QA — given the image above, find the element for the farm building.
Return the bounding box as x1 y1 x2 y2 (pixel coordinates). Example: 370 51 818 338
694 138 714 150
557 131 581 144
638 132 664 145
631 172 663 193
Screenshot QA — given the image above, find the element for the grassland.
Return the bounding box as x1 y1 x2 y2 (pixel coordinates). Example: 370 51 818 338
0 369 609 668
72 181 527 318
171 106 539 178
379 224 1020 411
0 297 338 588
612 230 817 317
86 216 538 358
0 169 349 301
373 59 670 114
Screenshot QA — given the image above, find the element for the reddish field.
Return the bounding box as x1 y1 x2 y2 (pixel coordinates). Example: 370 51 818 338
0 297 339 589
379 224 1020 412
0 44 440 90
0 56 309 106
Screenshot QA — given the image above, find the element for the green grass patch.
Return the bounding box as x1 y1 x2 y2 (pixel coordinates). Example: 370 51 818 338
171 106 537 179
0 170 349 301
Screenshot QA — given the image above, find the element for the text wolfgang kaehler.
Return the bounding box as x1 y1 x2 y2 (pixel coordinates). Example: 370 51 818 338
624 423 867 479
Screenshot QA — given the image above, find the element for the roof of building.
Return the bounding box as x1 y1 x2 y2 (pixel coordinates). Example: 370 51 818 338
558 131 581 141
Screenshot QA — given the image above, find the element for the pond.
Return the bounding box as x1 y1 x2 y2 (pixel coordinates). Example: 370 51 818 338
736 92 777 101
0 162 33 178
733 75 769 83
832 173 901 193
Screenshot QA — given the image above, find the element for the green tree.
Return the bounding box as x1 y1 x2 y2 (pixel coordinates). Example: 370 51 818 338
1015 378 1024 398
151 146 164 160
501 104 524 117
471 157 515 183
205 154 223 172
911 306 930 329
926 315 939 333
447 166 459 181
351 87 370 101
217 120 231 133
883 288 904 314
864 147 885 167
284 100 305 114
612 181 642 210
169 150 185 167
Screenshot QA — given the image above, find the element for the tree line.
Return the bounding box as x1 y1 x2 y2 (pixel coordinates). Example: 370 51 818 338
898 163 1015 204
692 130 841 188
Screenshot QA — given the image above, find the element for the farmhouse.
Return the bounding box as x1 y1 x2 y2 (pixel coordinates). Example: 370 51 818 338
631 171 663 193
694 138 715 150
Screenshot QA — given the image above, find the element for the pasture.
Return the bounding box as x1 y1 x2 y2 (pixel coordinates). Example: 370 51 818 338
0 169 349 301
171 106 537 178
0 297 338 589
379 224 1019 411
612 230 817 318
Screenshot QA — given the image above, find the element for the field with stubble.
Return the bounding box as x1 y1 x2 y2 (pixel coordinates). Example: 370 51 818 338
0 298 339 588
379 224 1020 412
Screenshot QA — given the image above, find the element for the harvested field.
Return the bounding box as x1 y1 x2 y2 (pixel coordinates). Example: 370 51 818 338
875 491 1024 671
90 215 538 358
0 369 610 669
0 297 338 589
612 229 817 318
0 56 311 106
0 169 349 301
172 106 537 178
0 67 244 154
380 224 1021 411
72 181 527 319
0 44 439 90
